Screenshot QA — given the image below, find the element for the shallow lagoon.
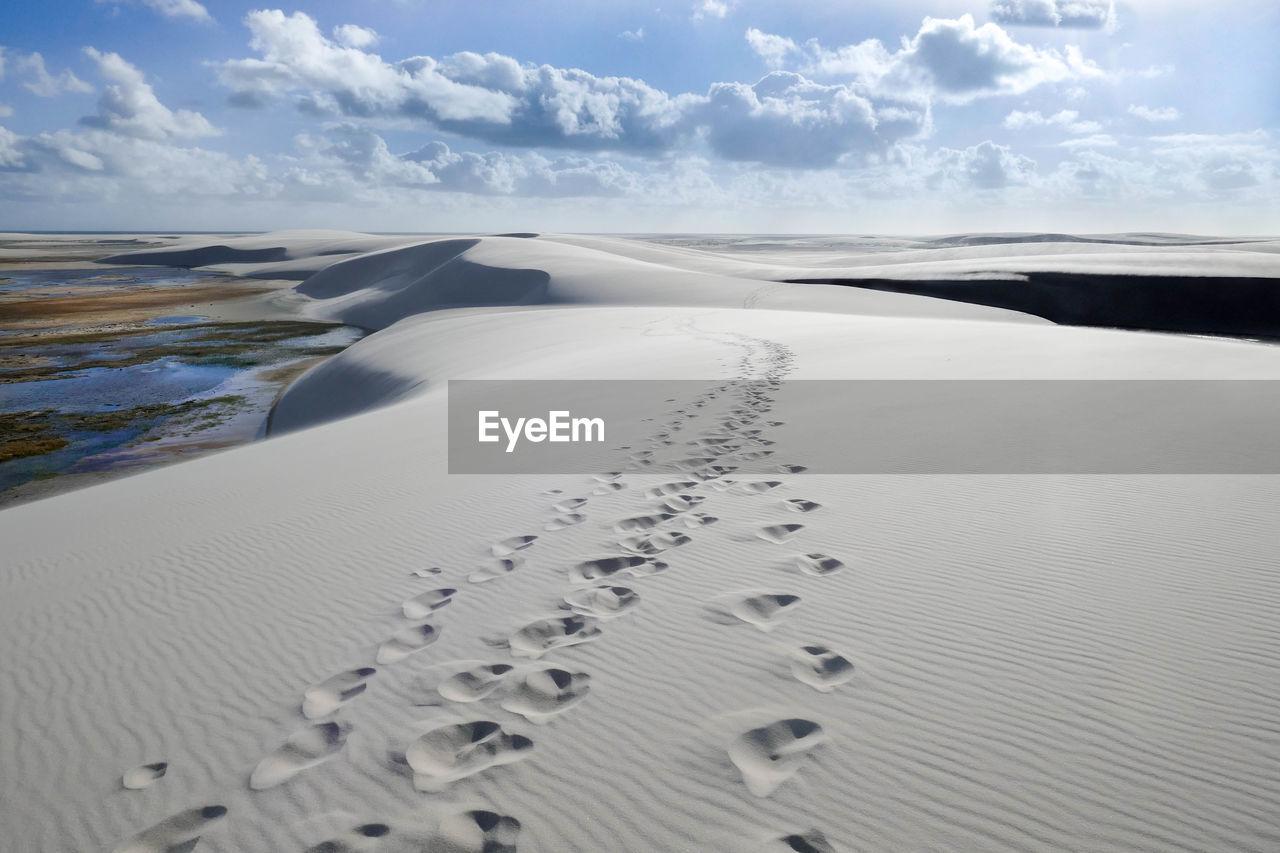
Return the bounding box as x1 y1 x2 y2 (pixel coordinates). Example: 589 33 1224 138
0 267 361 503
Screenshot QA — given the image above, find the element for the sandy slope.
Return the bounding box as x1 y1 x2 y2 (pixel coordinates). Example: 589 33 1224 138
5 233 1280 851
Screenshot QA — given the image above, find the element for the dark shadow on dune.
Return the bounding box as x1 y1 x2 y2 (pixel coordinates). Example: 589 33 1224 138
787 273 1280 339
97 245 289 267
921 233 1266 249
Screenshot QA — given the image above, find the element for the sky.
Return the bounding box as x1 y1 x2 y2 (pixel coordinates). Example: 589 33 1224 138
0 0 1276 233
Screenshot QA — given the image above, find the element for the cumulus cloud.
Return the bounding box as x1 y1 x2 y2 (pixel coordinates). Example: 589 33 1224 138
143 0 212 22
288 127 640 199
692 0 732 21
1004 108 1102 133
220 11 695 153
95 0 213 23
990 0 1115 29
79 48 218 140
1148 131 1272 194
0 124 270 202
745 28 798 69
15 52 93 97
220 11 1101 169
0 125 25 169
332 24 378 49
757 15 1105 104
618 27 645 42
929 140 1037 189
1128 104 1179 122
700 72 925 167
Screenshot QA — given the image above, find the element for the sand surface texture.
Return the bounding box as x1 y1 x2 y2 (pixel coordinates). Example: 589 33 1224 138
4 232 1280 851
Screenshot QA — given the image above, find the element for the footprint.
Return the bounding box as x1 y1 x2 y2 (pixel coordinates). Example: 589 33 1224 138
303 667 377 719
121 762 167 790
660 495 705 512
737 450 775 461
674 456 717 471
402 588 457 619
509 615 602 658
757 524 803 544
783 500 821 513
249 722 351 790
593 482 628 495
305 823 392 853
544 513 587 531
437 663 515 702
795 553 844 577
435 810 521 853
705 591 801 631
553 497 587 513
645 481 698 499
570 555 648 583
377 623 441 664
765 830 837 853
614 513 675 533
469 556 524 584
500 667 592 723
405 720 533 792
491 535 537 558
562 585 640 619
680 513 720 529
729 719 825 797
411 567 443 577
776 464 807 474
593 472 623 482
629 559 669 577
112 805 227 853
618 531 691 556
735 481 783 495
789 646 855 693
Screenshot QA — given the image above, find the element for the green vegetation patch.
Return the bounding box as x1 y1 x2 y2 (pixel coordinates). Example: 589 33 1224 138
0 396 248 465
0 436 69 463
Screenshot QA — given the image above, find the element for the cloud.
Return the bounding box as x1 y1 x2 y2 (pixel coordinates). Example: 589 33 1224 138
15 52 93 97
700 71 926 168
0 105 11 118
745 28 798 69
332 24 378 49
1127 104 1179 122
0 125 270 201
762 15 1105 104
692 0 731 21
142 0 212 22
618 27 645 42
0 125 25 169
79 48 218 140
221 11 697 153
1058 133 1117 148
1003 108 1102 133
929 140 1037 189
990 0 1115 29
95 0 213 24
1147 131 1272 194
287 126 640 199
219 11 1104 166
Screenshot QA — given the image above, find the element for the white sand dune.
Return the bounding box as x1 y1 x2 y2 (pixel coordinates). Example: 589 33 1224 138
6 232 1280 851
